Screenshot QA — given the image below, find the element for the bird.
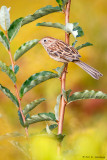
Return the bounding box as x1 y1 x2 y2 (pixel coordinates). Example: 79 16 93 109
39 37 103 80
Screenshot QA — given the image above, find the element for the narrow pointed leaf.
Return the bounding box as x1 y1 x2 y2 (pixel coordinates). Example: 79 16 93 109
36 22 65 30
14 39 39 61
48 124 58 130
24 112 56 126
23 98 46 115
53 64 65 77
18 110 24 127
61 89 72 102
0 61 16 83
56 0 63 8
21 5 61 26
54 94 61 120
62 0 69 6
66 89 72 101
62 89 67 102
72 40 77 47
14 65 19 74
25 113 30 120
8 17 24 41
76 42 93 50
0 6 10 31
56 0 69 9
37 22 84 38
41 124 58 133
20 71 58 98
68 90 107 104
0 30 9 50
0 84 19 107
9 65 19 74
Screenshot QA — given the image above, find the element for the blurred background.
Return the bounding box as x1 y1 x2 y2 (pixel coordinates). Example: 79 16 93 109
0 0 107 159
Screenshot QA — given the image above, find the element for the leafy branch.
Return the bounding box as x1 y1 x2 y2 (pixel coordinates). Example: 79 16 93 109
0 1 106 148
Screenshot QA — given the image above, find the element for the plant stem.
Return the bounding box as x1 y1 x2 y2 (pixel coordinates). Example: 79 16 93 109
58 0 71 135
5 32 28 137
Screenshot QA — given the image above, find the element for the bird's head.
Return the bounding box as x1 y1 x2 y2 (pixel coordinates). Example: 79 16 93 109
39 37 57 47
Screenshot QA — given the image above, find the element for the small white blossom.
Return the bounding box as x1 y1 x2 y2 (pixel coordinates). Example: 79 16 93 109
72 30 78 38
65 23 78 38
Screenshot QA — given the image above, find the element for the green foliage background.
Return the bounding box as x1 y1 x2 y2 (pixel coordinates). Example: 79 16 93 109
0 0 107 159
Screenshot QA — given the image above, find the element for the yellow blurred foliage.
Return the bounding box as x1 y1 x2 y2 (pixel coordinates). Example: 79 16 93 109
30 135 58 160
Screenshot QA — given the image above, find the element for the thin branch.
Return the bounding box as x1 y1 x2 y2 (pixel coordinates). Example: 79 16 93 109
5 31 28 137
58 0 71 135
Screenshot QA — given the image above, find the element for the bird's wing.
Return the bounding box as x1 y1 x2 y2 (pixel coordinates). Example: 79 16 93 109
55 40 81 61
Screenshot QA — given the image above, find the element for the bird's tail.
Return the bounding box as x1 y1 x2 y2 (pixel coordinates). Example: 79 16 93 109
74 60 103 80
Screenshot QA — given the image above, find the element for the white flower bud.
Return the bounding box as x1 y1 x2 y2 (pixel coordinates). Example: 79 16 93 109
0 6 11 31
65 23 78 38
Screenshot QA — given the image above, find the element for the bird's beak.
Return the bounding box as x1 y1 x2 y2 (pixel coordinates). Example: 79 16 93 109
38 40 41 44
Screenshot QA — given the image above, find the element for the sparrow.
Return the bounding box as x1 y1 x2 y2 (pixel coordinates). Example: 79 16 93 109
39 37 103 80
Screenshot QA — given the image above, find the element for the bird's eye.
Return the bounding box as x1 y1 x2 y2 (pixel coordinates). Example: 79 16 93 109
44 39 46 42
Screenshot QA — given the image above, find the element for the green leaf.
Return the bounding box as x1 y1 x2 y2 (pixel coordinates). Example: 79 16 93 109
48 124 58 130
56 0 69 9
56 134 65 142
68 90 107 103
0 84 19 107
0 30 9 50
54 94 61 120
56 0 63 7
10 141 30 159
36 22 65 30
18 110 24 127
73 26 84 37
23 98 46 115
25 113 30 120
20 71 58 98
0 6 10 31
0 61 16 83
61 89 72 102
21 5 61 26
9 65 19 74
53 64 65 77
14 65 19 74
41 124 58 133
14 39 39 61
72 40 78 47
66 89 72 100
37 22 84 38
76 42 93 50
8 17 24 41
62 89 67 102
24 112 56 127
62 0 69 6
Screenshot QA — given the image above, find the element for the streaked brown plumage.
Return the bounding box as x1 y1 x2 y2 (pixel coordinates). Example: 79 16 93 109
39 37 103 80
